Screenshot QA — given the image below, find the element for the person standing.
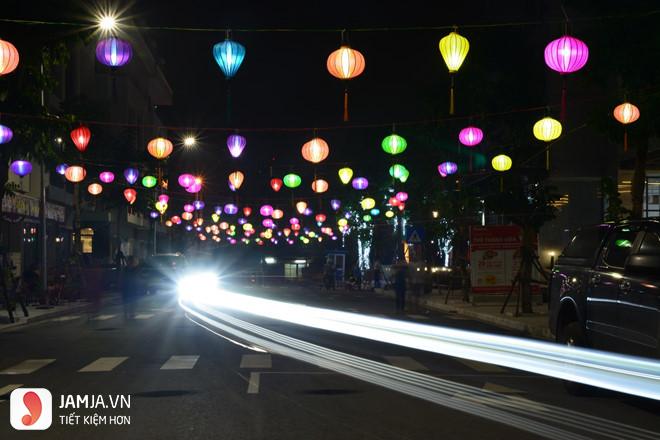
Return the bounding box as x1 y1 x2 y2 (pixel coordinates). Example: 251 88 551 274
373 260 382 291
121 256 140 319
393 263 408 314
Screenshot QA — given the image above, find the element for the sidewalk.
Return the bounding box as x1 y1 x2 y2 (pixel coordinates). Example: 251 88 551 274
378 289 553 340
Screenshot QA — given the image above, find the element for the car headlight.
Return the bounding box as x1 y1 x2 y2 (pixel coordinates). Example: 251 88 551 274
177 272 219 300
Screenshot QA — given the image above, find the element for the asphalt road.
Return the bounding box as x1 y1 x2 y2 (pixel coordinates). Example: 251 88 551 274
1 284 659 439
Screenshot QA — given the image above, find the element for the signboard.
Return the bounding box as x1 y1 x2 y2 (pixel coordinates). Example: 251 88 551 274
469 225 537 294
2 194 66 223
405 226 424 244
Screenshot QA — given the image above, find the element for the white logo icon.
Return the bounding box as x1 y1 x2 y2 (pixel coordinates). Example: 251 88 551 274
10 388 52 430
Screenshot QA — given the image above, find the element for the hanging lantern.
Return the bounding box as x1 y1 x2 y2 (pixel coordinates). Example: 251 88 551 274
158 194 169 204
182 212 193 221
289 217 300 225
395 191 408 202
96 37 132 67
613 102 640 152
272 209 284 220
239 206 250 217
183 204 195 213
260 205 274 217
224 204 238 215
211 213 220 223
533 117 562 169
544 35 589 120
150 211 160 219
381 134 407 155
296 201 307 214
270 178 283 192
330 199 341 211
438 162 458 177
123 188 137 205
171 216 182 225
70 125 91 153
352 177 368 190
147 137 173 159
385 210 395 218
212 38 246 79
178 173 195 188
0 124 13 144
389 164 408 180
301 137 330 163
193 200 205 211
124 168 139 185
399 168 410 183
262 219 275 229
312 179 329 193
155 201 168 215
360 197 376 210
99 171 115 183
370 208 380 216
492 154 513 172
304 207 313 216
87 183 103 195
439 30 470 115
55 164 68 176
141 175 158 188
227 134 247 158
315 214 327 223
0 39 20 76
186 182 202 193
228 171 245 190
64 165 85 182
458 126 483 147
327 45 366 121
283 173 302 188
338 167 353 184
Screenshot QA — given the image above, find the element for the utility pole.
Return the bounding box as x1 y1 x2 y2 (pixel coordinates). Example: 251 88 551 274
39 62 48 301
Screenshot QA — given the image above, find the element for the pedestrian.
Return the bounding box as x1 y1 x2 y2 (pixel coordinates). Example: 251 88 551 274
121 256 141 319
114 244 126 288
322 259 334 290
393 263 408 314
373 260 382 291
353 264 362 290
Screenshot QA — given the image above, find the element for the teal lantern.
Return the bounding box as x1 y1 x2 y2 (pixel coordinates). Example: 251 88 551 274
212 38 246 79
142 175 158 188
382 134 407 155
283 173 302 188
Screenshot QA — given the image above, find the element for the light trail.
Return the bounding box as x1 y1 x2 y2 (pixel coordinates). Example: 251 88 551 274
177 284 660 401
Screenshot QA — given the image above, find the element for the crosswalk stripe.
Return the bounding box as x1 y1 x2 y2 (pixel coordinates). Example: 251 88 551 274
407 314 430 320
0 384 23 397
247 372 260 394
160 355 199 370
91 314 116 321
52 316 80 322
0 359 55 375
78 357 128 372
383 356 429 371
457 358 508 373
483 382 525 394
240 354 271 369
134 313 155 320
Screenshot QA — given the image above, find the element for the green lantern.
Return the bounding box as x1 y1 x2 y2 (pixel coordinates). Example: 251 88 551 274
142 175 158 188
362 214 372 222
283 173 302 188
389 164 408 180
381 134 407 155
399 167 410 183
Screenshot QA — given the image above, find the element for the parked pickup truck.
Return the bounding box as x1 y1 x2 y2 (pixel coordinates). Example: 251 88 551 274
549 220 660 362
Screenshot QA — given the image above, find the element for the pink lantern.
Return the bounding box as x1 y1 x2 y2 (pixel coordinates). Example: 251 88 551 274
178 173 196 188
458 126 483 147
438 161 458 177
289 217 300 225
260 205 274 217
158 194 169 204
544 36 589 74
183 204 195 213
186 182 202 193
99 171 115 183
395 191 408 202
262 219 275 228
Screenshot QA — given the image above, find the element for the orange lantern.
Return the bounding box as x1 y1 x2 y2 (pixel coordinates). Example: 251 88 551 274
228 171 244 189
311 178 329 193
272 209 284 220
65 165 86 183
613 102 640 152
296 201 307 214
0 39 19 76
147 137 174 159
87 183 102 195
327 45 365 121
123 188 137 205
182 212 193 221
301 137 329 163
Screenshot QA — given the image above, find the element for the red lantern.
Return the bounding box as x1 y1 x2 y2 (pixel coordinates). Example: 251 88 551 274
315 214 327 223
270 178 283 192
123 188 137 205
70 125 91 153
243 206 252 217
0 39 20 76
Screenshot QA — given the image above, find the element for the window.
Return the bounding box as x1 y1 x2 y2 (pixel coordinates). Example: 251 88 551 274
561 226 609 259
603 227 640 268
640 231 660 254
80 227 94 254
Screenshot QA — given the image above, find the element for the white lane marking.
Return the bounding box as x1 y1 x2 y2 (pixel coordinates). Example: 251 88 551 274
91 314 116 321
0 384 23 396
134 313 155 320
240 354 271 369
52 315 80 322
0 359 55 375
160 355 199 370
457 358 508 373
407 314 430 320
247 372 260 394
383 356 429 371
78 357 128 372
483 382 525 395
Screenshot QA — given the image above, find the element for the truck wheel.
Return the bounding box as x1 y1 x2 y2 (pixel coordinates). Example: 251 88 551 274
558 321 592 396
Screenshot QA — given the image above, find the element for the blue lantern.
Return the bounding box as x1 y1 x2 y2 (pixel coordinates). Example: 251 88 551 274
212 39 246 79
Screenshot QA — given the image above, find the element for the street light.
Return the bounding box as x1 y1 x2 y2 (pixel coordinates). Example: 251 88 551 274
432 210 439 219
98 15 117 32
183 136 197 147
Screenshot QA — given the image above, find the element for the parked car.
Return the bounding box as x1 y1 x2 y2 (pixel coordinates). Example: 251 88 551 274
139 253 188 293
549 220 660 369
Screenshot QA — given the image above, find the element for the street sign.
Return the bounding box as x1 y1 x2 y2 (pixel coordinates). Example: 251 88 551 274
405 226 424 244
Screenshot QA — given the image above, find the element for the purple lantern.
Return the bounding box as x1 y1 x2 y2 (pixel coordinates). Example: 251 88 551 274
438 161 458 177
56 164 68 176
185 225 193 231
224 204 238 215
149 211 159 219
303 208 313 216
227 134 247 158
193 200 205 211
330 199 341 211
544 36 589 73
178 174 196 188
238 217 247 225
214 205 223 215
10 160 32 177
228 182 236 192
352 177 368 190
262 219 274 228
99 171 115 183
260 205 273 217
124 168 139 185
289 217 299 225
0 124 13 144
458 126 483 147
96 37 133 67
344 212 352 219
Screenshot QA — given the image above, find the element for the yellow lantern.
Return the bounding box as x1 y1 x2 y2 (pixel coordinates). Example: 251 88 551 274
338 167 353 184
491 154 512 172
338 218 348 227
228 171 244 189
533 117 562 142
155 201 168 215
296 201 307 214
439 30 469 115
165 220 173 227
360 197 376 210
385 210 395 218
